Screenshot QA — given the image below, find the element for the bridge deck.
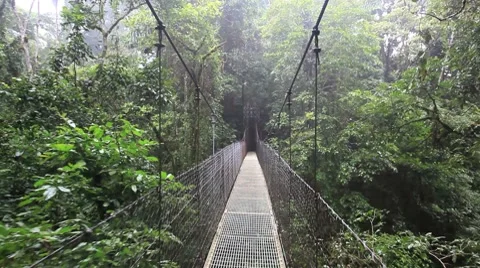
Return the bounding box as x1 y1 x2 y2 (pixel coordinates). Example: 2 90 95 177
204 152 286 268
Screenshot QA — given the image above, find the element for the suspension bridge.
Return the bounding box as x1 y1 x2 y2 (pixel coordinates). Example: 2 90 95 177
25 0 388 267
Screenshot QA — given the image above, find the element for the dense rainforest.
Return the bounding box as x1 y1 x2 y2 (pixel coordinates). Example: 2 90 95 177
0 0 479 267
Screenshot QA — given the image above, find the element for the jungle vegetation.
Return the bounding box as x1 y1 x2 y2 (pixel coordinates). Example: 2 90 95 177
0 0 479 267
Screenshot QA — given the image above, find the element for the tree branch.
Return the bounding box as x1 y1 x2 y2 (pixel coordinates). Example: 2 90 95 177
96 2 145 72
397 117 433 130
148 121 173 161
428 252 446 268
104 3 145 36
197 41 226 80
426 91 458 134
201 42 226 62
416 93 461 137
174 37 197 54
174 36 207 56
421 0 467 21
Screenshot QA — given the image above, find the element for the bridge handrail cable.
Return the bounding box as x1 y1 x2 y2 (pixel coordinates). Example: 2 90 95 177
29 141 247 267
256 137 386 267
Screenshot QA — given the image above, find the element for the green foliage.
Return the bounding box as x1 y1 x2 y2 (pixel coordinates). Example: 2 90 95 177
0 0 235 266
264 0 480 266
1 0 480 266
0 118 161 263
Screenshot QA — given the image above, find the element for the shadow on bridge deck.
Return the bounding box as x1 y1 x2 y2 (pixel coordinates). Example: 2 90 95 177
204 152 286 267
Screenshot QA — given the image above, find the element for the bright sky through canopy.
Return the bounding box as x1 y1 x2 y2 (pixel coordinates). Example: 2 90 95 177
15 0 64 14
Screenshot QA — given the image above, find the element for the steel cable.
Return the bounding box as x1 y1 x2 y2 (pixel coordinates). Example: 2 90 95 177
275 0 331 127
145 0 227 132
28 142 247 267
257 139 386 267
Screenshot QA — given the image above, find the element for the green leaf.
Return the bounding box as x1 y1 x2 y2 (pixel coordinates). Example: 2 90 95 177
56 226 73 234
94 248 105 258
67 119 76 128
122 247 132 255
18 198 34 207
34 179 47 187
44 186 57 200
58 186 71 193
131 185 137 193
0 225 8 236
132 128 142 137
146 156 158 162
93 127 104 139
52 144 75 152
160 172 174 180
72 160 86 170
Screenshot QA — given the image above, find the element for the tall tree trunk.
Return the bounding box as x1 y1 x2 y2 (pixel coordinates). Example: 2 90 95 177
33 0 39 73
54 0 59 41
11 0 35 76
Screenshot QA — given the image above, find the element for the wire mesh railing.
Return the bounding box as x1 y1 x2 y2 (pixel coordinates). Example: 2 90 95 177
256 140 385 268
28 141 246 268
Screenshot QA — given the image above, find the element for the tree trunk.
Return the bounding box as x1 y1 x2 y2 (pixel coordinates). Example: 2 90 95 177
11 0 34 76
33 0 39 73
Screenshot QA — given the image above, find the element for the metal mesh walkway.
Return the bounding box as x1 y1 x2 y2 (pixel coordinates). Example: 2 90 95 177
204 152 286 268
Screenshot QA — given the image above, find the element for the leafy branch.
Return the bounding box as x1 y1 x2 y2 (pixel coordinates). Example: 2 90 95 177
420 0 467 22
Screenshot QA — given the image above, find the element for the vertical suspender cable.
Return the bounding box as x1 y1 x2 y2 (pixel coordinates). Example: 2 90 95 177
287 92 292 166
195 87 201 173
312 27 321 267
156 22 165 255
212 114 216 155
146 1 223 131
145 0 165 263
195 87 201 174
313 28 320 188
286 90 292 264
242 82 245 139
194 86 202 262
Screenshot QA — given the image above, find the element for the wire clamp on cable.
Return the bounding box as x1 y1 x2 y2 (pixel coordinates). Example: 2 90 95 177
312 28 321 54
155 25 166 49
195 87 201 102
155 23 166 31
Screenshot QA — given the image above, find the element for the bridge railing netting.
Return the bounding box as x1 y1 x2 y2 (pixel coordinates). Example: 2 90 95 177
29 141 246 267
257 140 385 267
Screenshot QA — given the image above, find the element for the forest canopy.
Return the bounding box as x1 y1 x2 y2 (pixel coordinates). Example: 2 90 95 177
1 0 479 267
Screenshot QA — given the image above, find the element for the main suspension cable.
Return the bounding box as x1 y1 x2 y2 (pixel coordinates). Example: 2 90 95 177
145 0 226 131
275 0 331 127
